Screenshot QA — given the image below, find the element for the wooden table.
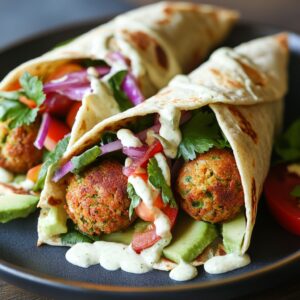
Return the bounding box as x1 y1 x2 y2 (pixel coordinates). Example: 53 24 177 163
1 0 300 299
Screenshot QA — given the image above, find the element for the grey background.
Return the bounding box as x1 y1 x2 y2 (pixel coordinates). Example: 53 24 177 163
0 0 134 49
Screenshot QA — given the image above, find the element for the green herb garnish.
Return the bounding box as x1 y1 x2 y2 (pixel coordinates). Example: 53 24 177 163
178 109 230 161
127 183 141 219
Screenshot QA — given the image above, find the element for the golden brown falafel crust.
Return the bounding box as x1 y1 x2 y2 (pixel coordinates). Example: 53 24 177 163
66 160 135 235
177 148 244 223
0 120 43 174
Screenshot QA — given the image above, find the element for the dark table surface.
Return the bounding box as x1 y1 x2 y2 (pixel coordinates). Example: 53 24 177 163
0 0 299 299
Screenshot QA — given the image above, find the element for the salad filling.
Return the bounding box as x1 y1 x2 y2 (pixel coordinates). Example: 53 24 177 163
48 105 248 281
0 53 145 197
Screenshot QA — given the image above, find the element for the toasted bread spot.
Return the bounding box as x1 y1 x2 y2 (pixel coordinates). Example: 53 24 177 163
155 44 168 69
236 59 266 86
229 106 258 143
251 178 257 223
48 197 62 206
276 33 288 51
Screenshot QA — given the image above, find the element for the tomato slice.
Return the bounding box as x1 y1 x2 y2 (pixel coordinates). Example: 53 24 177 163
44 118 70 151
132 205 178 253
66 102 82 128
46 63 83 82
264 164 300 236
125 141 163 176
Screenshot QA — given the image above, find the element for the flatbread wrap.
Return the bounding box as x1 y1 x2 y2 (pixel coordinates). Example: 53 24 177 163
38 33 288 280
0 2 238 220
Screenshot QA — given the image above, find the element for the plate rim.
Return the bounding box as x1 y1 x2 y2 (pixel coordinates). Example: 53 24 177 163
0 17 300 295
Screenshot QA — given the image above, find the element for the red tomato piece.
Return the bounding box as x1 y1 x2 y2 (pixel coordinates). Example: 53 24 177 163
264 164 300 236
66 102 82 128
132 205 178 253
44 118 70 151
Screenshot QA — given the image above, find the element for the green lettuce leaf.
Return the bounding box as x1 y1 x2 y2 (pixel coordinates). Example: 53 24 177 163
178 109 230 161
290 185 300 198
275 119 300 162
35 136 70 190
147 157 177 207
108 70 133 112
127 183 141 219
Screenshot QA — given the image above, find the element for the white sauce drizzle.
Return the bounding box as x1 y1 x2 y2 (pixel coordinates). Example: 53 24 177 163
128 174 171 238
204 253 250 274
128 175 158 208
117 129 143 148
169 259 198 281
159 105 182 158
154 153 171 186
0 167 14 183
14 179 35 191
66 239 170 274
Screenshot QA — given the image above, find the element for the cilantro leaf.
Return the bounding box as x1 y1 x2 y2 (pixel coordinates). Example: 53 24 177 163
147 157 177 207
100 131 117 145
127 183 141 219
0 72 45 129
35 135 70 191
61 230 93 245
108 70 133 112
20 72 45 106
290 185 300 198
71 146 101 173
178 109 230 161
80 59 108 68
275 119 300 163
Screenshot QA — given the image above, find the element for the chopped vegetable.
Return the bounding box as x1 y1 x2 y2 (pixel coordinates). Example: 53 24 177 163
66 102 81 128
44 118 70 151
35 135 70 190
290 185 300 198
147 157 177 207
71 146 101 173
0 72 45 129
34 113 51 150
275 119 300 162
127 183 141 219
178 109 230 161
26 164 42 183
122 73 144 106
108 70 133 111
264 164 300 236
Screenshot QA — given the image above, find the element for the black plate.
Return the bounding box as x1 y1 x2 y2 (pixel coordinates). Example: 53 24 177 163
0 19 300 300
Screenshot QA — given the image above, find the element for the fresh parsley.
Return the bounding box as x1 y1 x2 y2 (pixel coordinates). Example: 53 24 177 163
71 146 101 173
147 157 177 207
35 135 70 190
127 183 141 219
0 72 45 129
275 119 300 163
108 70 133 112
100 131 117 145
290 185 300 198
61 230 94 245
178 109 230 161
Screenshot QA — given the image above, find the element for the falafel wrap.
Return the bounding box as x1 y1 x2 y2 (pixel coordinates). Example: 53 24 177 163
0 1 238 220
38 33 288 280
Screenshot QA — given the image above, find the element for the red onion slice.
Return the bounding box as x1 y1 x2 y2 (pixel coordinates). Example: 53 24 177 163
34 113 51 150
123 145 148 160
52 161 74 183
100 140 123 155
122 73 145 106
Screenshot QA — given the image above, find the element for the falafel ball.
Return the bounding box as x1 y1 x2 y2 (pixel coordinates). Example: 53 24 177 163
0 120 44 174
65 160 135 235
176 148 244 223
